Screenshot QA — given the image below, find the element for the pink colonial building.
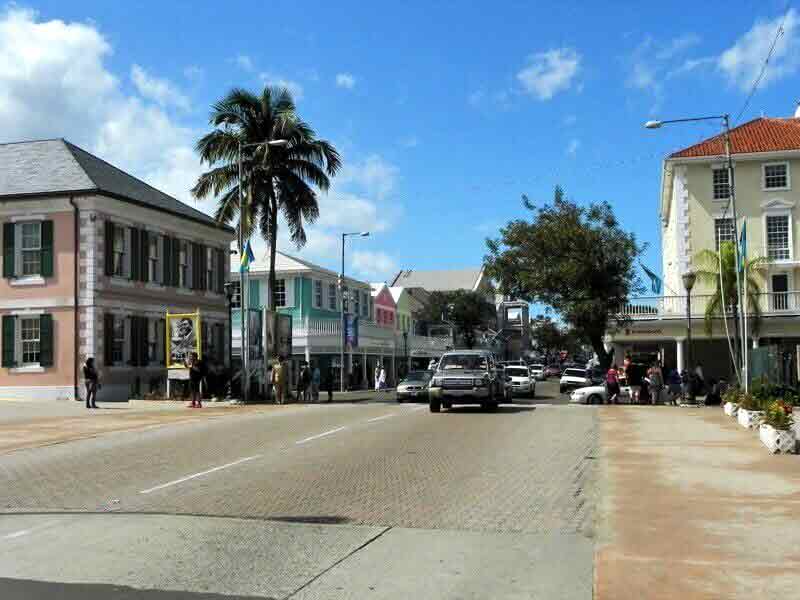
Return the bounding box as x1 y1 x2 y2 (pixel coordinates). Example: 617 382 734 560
370 283 397 329
0 139 233 401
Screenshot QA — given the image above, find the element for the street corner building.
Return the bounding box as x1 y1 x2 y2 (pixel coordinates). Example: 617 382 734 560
0 139 234 402
608 114 800 380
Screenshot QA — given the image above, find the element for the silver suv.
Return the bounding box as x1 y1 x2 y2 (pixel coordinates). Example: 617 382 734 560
428 349 504 412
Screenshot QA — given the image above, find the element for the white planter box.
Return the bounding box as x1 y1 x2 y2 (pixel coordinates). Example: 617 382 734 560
737 408 764 429
759 424 797 454
723 402 738 417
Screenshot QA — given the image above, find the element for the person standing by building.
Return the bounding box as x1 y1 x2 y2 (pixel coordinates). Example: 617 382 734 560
627 361 641 404
83 357 99 409
325 364 335 403
272 357 285 405
648 362 664 405
374 364 381 391
311 363 321 403
300 362 312 403
185 352 205 408
378 365 387 392
605 364 620 404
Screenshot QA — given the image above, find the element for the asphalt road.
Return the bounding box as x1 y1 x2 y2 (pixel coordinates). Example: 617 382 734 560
0 380 597 599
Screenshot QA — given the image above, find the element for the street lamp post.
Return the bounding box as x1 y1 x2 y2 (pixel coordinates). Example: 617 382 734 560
235 137 288 404
645 114 747 391
223 279 235 400
683 271 697 405
340 231 370 392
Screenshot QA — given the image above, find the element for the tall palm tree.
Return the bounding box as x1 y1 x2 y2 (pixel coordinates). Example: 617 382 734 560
693 241 768 366
192 86 341 320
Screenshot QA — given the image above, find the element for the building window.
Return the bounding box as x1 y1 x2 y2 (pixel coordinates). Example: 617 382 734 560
273 278 286 307
112 225 126 277
20 317 40 365
230 281 241 308
147 319 158 363
206 247 215 292
328 282 337 311
714 218 735 250
314 280 323 309
20 222 42 276
112 317 125 364
712 167 729 200
766 214 790 261
148 235 160 282
763 163 789 190
178 241 189 288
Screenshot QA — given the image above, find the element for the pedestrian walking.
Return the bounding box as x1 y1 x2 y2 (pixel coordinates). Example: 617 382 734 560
374 365 381 391
605 364 620 404
378 366 387 391
311 363 321 402
185 352 205 408
428 358 438 371
272 357 286 404
83 357 99 409
647 362 664 405
627 362 642 404
300 363 312 403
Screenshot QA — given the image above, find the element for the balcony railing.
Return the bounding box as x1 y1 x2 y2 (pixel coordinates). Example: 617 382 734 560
620 291 800 319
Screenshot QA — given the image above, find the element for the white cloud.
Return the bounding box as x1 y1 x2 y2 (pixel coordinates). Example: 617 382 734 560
131 64 190 110
0 7 203 208
655 33 700 60
718 9 800 91
350 250 397 281
338 154 398 201
235 54 254 71
566 138 580 157
517 48 581 100
259 72 304 100
335 72 356 89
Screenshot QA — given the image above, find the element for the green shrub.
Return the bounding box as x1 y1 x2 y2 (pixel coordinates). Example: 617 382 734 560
762 400 794 431
737 393 765 411
722 387 742 406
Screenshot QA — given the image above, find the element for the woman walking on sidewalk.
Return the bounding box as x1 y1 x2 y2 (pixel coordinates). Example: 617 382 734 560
186 352 204 408
83 357 99 409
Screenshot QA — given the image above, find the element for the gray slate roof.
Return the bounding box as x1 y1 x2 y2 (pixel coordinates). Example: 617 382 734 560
390 268 484 292
0 139 228 230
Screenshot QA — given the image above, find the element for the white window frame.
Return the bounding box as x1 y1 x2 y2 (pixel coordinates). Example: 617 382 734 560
178 240 189 288
112 224 126 278
713 217 735 251
18 316 41 367
112 316 126 365
762 161 791 191
764 212 792 262
328 282 337 311
148 234 160 283
147 319 158 363
711 166 730 200
769 271 793 312
273 278 286 308
313 280 323 309
206 246 215 292
16 221 42 277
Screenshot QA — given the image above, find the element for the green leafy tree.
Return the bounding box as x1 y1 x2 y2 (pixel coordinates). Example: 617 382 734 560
192 86 341 322
414 290 496 349
484 186 644 369
693 241 768 350
530 316 583 361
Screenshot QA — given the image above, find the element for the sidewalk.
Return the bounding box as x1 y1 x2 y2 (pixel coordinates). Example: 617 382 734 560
595 406 800 599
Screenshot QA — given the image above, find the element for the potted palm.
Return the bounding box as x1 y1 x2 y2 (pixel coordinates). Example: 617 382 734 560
759 400 795 454
737 393 765 429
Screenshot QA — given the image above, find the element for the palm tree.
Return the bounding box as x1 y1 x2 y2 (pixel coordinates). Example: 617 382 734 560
192 86 341 320
693 241 768 366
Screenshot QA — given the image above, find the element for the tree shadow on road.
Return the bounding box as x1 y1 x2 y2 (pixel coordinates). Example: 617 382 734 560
444 406 537 414
267 515 352 525
0 578 272 599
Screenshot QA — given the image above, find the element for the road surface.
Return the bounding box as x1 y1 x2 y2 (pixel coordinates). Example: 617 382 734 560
0 382 597 599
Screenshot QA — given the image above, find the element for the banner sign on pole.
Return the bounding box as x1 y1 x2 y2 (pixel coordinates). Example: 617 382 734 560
166 311 201 368
247 308 263 360
344 314 359 347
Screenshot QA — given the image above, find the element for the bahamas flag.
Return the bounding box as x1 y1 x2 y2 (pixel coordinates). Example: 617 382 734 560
640 263 662 295
240 240 255 272
739 221 746 273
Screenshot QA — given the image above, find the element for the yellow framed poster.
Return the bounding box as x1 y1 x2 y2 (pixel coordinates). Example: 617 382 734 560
166 311 201 368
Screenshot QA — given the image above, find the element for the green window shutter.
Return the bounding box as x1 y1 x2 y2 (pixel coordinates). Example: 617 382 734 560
2 315 16 367
249 279 260 308
104 221 114 276
140 230 149 282
3 222 15 278
104 313 114 366
39 314 53 367
130 227 140 281
40 220 54 277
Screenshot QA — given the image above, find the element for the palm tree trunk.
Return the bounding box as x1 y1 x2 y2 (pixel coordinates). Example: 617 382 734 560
731 304 741 383
268 200 278 360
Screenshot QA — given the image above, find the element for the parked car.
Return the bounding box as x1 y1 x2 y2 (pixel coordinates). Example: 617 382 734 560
559 368 593 393
529 363 546 381
428 349 505 412
504 364 536 397
496 366 515 403
396 370 433 403
570 384 630 404
544 365 562 378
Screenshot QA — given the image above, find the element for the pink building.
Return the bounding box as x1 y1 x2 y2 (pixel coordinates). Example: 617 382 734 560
0 139 233 401
370 283 397 329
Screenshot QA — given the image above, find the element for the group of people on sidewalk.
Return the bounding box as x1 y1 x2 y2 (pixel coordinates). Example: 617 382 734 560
602 356 724 405
269 358 336 404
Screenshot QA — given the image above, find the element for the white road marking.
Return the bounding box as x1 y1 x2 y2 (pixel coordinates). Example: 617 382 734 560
295 426 347 445
2 520 59 540
139 455 261 494
366 414 396 423
411 406 427 411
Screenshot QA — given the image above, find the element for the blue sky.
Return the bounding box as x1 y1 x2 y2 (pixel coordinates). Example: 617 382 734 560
3 1 800 285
